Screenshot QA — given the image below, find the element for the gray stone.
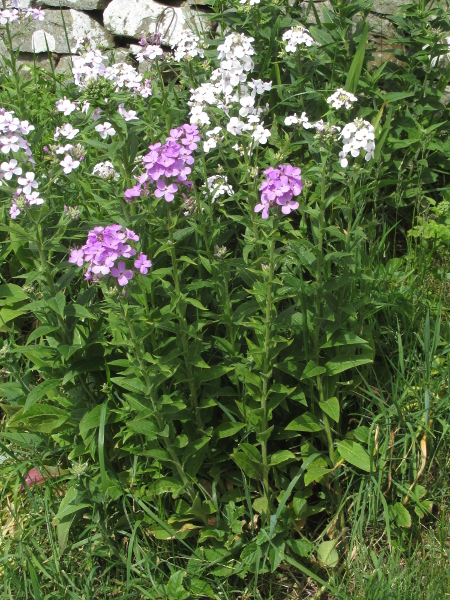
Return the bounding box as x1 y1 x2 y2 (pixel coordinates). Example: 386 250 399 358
103 0 212 45
41 0 109 9
370 0 437 15
54 54 74 76
10 9 114 54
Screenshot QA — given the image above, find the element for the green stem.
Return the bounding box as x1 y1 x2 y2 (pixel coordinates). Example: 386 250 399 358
166 203 202 429
260 233 276 502
123 308 194 498
155 58 171 134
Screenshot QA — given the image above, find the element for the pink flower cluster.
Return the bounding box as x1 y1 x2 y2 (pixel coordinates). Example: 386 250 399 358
69 225 151 286
124 124 200 203
255 165 303 219
0 2 44 25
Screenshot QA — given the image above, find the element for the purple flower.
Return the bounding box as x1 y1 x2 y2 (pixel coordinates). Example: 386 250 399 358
124 123 200 204
256 164 303 219
111 261 133 286
134 253 152 274
68 224 149 287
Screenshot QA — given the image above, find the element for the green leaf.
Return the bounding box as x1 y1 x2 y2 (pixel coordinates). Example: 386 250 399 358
24 379 60 413
214 422 245 438
231 452 263 479
110 377 148 395
304 466 332 486
47 292 66 318
345 22 369 94
336 440 373 472
317 540 339 568
0 283 29 303
301 360 326 380
286 412 323 432
269 450 297 466
149 477 184 497
321 332 369 348
392 503 412 528
319 397 340 423
127 419 158 439
325 354 373 375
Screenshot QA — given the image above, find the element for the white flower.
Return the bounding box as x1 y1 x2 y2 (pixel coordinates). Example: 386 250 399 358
17 172 38 194
56 97 77 116
26 191 43 205
1 159 22 180
252 124 271 145
239 95 255 117
282 26 316 52
285 114 299 126
339 118 375 168
54 123 79 141
95 122 116 139
227 117 245 136
118 104 138 121
1 135 19 153
60 155 80 174
327 88 358 110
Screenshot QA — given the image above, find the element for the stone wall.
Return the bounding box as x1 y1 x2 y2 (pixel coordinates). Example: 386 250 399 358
0 0 444 74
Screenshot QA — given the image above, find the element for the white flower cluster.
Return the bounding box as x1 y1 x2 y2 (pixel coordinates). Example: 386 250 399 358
326 88 357 110
0 1 44 26
189 34 272 149
0 108 41 219
282 26 316 53
92 161 118 180
203 175 234 201
173 30 205 62
239 0 260 5
71 37 151 98
203 126 222 153
284 112 313 128
339 118 375 168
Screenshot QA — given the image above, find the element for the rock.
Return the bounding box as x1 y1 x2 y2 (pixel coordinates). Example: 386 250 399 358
10 9 114 54
41 0 109 9
371 0 418 14
103 0 212 45
54 54 74 76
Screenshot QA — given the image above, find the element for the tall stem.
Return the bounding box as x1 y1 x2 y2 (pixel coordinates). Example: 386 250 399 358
123 307 194 498
260 232 276 503
166 203 202 429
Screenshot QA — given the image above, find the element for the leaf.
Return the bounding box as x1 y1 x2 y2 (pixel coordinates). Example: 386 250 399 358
321 332 369 348
0 283 29 303
304 466 332 486
286 412 323 432
325 354 373 375
149 477 184 497
127 419 158 439
110 377 148 395
47 292 66 318
24 379 60 413
301 360 326 380
336 440 373 472
392 503 412 528
214 422 245 438
269 450 297 466
317 540 339 568
319 397 340 423
231 452 263 479
345 22 369 94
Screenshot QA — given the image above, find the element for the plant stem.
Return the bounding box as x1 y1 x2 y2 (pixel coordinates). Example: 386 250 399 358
260 232 276 503
166 203 202 429
123 307 194 498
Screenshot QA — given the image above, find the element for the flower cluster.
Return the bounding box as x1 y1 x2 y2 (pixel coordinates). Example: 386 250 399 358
203 174 234 201
54 123 79 141
71 36 152 99
284 112 313 129
124 124 200 203
0 1 44 25
135 32 164 64
173 30 205 62
69 224 151 286
92 161 118 180
0 108 42 219
282 26 316 53
326 88 357 110
339 118 375 168
255 165 303 219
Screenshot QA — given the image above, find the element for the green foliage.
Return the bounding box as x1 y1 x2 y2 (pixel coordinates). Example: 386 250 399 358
0 0 449 596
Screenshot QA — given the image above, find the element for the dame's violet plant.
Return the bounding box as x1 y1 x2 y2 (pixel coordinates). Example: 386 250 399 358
255 165 303 218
